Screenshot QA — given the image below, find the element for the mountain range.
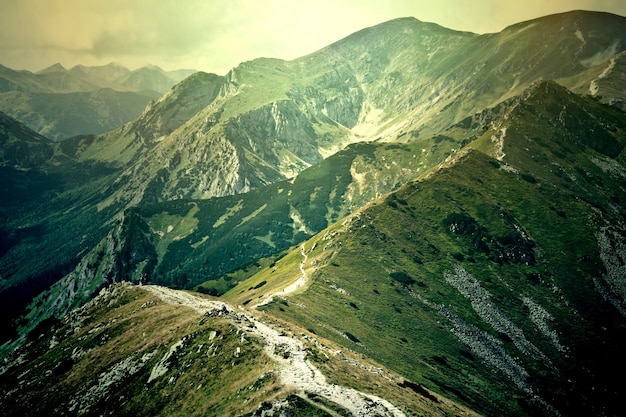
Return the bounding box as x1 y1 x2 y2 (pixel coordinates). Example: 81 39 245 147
0 63 196 140
1 10 625 417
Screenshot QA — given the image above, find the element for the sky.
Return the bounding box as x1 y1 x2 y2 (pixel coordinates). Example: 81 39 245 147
1 0 625 74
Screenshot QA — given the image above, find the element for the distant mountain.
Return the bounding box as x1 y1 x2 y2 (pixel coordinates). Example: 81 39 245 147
68 62 196 94
53 12 626 206
120 65 197 93
35 63 69 74
0 110 54 169
0 110 60 215
0 89 160 140
1 10 626 417
0 63 196 140
0 63 97 93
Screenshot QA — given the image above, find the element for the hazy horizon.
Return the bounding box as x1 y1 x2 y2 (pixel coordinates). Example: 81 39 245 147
1 0 625 75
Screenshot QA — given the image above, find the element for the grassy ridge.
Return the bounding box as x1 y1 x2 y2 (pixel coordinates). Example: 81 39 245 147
226 82 626 416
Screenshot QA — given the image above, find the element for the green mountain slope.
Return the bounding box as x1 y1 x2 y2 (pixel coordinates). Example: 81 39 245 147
37 11 624 233
19 138 444 333
46 11 626 210
0 112 122 342
22 88 501 333
9 80 624 413
4 9 626 346
1 10 626 417
562 50 626 111
223 81 626 416
314 11 626 138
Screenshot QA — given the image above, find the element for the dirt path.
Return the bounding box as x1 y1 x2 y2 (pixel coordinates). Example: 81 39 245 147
144 285 406 417
281 245 308 294
252 245 308 308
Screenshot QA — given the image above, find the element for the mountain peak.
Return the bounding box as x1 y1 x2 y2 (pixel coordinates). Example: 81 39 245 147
334 15 474 45
522 79 574 99
36 63 68 74
106 61 127 68
502 9 625 30
139 64 164 72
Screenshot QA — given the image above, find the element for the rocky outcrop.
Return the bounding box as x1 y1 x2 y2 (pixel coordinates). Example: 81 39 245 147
288 66 365 129
226 100 323 173
19 210 157 336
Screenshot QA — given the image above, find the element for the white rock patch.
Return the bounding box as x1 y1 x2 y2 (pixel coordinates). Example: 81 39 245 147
148 338 185 383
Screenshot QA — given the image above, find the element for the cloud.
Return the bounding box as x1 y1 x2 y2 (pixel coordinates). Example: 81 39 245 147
1 0 625 73
0 0 221 68
88 1 220 58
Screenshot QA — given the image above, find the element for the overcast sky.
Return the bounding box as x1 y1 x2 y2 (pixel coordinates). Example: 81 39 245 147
1 0 625 74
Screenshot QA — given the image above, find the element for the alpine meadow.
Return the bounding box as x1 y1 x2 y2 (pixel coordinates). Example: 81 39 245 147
1 9 626 417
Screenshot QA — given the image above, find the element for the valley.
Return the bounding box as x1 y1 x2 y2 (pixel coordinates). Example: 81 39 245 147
1 9 626 417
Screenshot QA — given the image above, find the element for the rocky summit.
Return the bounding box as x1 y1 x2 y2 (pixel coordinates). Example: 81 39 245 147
1 10 626 417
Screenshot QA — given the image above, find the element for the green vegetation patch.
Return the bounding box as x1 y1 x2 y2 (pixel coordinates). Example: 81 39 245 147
146 202 200 260
252 135 626 417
